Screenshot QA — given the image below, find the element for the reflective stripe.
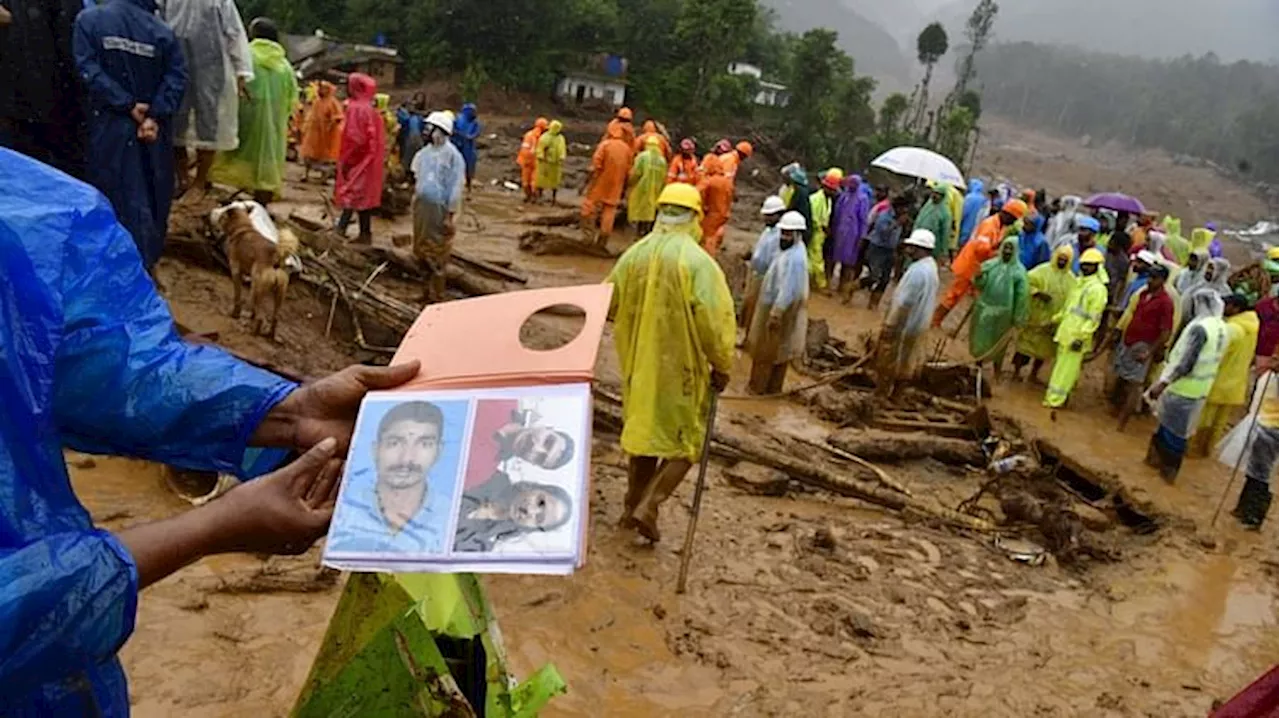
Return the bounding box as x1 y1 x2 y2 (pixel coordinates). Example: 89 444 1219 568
102 36 156 58
1070 305 1100 322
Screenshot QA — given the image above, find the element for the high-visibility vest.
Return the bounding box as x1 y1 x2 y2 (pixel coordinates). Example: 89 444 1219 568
1168 316 1228 400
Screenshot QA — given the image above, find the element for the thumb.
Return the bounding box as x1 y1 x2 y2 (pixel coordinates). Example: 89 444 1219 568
354 360 421 390
282 437 338 498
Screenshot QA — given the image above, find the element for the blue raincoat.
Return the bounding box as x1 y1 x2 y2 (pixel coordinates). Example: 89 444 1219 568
0 149 296 716
959 178 987 248
73 0 187 270
1019 215 1050 270
451 102 480 174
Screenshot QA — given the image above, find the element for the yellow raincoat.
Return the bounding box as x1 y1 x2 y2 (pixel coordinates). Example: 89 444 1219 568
1195 310 1260 452
946 184 964 250
1016 245 1076 360
626 137 667 223
534 120 566 190
1043 270 1107 408
808 190 832 288
607 220 736 460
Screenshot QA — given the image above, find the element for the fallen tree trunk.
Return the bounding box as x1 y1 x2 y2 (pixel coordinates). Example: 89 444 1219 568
593 397 992 531
826 428 985 466
518 229 615 258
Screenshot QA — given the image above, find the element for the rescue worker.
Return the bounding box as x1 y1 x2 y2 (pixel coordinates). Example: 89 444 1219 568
861 196 911 309
632 119 670 159
451 102 480 192
914 180 953 263
666 138 700 185
581 122 632 245
607 183 735 543
0 146 421 717
409 110 465 303
163 0 253 199
605 106 634 146
332 73 385 244
782 163 813 248
73 0 187 271
395 92 426 176
945 182 964 258
876 229 940 396
1012 245 1075 383
626 134 667 237
933 199 1026 327
809 169 840 289
746 210 809 394
1043 248 1108 409
719 140 752 184
1190 293 1259 456
970 236 1029 374
517 116 548 202
1147 288 1229 482
534 119 566 204
300 80 343 182
698 153 733 255
741 195 788 331
208 18 296 206
702 138 731 172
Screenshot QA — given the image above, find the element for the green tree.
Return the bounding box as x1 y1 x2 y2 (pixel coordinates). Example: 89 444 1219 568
878 92 909 135
669 0 757 130
910 22 948 132
950 0 998 102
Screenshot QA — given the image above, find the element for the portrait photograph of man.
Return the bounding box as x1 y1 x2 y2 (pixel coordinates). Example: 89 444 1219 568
327 398 468 556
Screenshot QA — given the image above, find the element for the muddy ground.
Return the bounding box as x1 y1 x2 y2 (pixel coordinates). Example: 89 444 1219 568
76 113 1278 717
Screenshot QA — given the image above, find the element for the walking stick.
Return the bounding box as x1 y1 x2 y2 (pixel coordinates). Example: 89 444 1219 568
676 391 720 594
1210 372 1273 528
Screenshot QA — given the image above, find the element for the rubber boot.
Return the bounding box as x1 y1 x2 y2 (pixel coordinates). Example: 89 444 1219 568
630 458 693 542
1237 479 1273 531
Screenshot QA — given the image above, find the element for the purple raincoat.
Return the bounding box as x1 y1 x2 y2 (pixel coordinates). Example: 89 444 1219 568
831 175 871 266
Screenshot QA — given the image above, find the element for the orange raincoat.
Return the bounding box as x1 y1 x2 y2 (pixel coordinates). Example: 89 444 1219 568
517 117 548 193
667 153 700 185
300 81 343 163
605 117 635 147
940 214 1004 312
633 120 670 160
699 155 733 255
581 124 634 236
718 150 741 183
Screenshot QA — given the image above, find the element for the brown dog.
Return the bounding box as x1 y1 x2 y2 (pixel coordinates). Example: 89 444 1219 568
210 201 298 338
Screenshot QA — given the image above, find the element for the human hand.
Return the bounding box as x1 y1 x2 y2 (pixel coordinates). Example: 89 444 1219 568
212 438 343 555
253 361 422 455
1148 381 1168 401
1069 339 1084 352
0 6 12 26
137 118 159 143
237 76 250 100
444 213 457 238
130 102 150 125
711 370 730 393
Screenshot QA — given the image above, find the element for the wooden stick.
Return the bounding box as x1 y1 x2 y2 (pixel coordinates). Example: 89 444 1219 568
790 435 913 496
677 393 719 594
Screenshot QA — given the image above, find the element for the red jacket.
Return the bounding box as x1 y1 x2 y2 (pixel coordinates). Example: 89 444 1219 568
334 73 385 210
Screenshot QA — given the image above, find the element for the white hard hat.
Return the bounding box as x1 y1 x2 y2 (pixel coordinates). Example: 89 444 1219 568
760 195 786 215
904 228 937 250
425 110 453 134
778 210 807 231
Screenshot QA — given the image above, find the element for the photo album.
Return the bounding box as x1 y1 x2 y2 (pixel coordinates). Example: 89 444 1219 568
321 284 612 575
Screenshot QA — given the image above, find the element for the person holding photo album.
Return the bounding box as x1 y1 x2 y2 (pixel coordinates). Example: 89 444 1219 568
0 148 420 717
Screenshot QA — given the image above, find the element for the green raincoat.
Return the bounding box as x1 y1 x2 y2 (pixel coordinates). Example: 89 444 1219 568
1016 245 1077 360
626 139 667 223
914 195 953 260
209 39 297 196
970 236 1028 364
1161 215 1191 264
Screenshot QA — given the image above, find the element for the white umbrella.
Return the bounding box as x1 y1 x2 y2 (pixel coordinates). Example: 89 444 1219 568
870 146 965 187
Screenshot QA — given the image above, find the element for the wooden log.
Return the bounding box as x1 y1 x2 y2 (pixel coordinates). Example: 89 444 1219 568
452 250 528 284
789 435 913 496
869 417 976 439
827 428 985 466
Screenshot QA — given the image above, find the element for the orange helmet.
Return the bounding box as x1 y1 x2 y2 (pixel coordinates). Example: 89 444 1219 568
534 117 548 129
617 107 633 121
1001 199 1028 219
736 140 753 157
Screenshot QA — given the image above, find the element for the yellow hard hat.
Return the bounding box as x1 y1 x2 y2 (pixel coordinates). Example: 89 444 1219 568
657 183 703 214
1268 246 1280 261
1080 248 1105 265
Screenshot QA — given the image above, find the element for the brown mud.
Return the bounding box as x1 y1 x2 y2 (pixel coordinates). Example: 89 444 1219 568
80 114 1278 717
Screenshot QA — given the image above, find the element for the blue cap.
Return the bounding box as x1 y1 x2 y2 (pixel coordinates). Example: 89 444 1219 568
1077 217 1101 232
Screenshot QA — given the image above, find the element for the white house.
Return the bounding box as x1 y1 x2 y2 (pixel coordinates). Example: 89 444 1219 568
556 74 626 108
727 61 789 107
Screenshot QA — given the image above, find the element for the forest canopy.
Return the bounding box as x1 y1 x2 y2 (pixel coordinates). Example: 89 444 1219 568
974 42 1279 182
232 0 943 172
